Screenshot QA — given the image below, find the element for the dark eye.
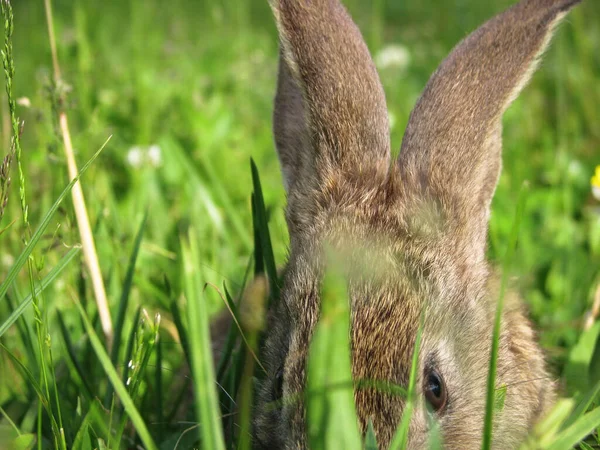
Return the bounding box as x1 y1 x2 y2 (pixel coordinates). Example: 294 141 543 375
273 367 284 400
424 369 447 412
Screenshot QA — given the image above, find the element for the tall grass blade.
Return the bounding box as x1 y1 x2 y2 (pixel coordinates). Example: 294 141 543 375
5 293 37 367
524 398 575 448
215 283 240 383
250 159 279 302
389 315 424 450
364 420 379 450
547 406 600 450
115 311 159 445
562 379 600 430
56 310 94 401
589 331 600 383
0 343 58 432
181 229 225 450
72 298 158 450
482 184 529 450
251 195 264 276
0 138 109 301
71 399 107 450
0 247 81 338
565 322 600 394
198 153 253 251
110 212 148 365
170 299 191 370
307 262 361 450
155 330 164 438
234 275 268 450
121 306 142 388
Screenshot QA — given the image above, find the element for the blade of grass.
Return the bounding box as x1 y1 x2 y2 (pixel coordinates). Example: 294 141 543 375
72 297 158 450
251 195 264 276
170 299 191 370
589 330 600 383
5 293 37 368
547 406 600 450
0 138 108 301
0 405 21 436
110 212 148 365
181 229 225 450
0 246 81 338
56 310 94 402
562 379 600 430
105 213 148 405
155 330 164 438
364 420 378 450
234 275 268 450
121 306 142 388
215 284 240 383
198 152 253 251
482 184 529 450
565 321 600 395
389 314 424 450
307 262 361 450
114 310 160 445
0 343 58 432
250 159 279 303
216 256 254 385
71 399 101 450
525 398 575 449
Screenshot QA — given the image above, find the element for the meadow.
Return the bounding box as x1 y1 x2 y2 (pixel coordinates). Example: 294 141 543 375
0 0 599 448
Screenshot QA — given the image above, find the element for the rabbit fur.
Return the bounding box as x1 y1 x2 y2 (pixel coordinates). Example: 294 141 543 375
254 0 582 448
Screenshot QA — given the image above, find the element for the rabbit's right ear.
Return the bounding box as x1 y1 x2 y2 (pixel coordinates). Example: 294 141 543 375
397 0 581 265
269 0 391 196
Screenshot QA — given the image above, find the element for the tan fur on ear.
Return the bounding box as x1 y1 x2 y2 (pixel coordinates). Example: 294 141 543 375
269 0 390 196
397 0 581 263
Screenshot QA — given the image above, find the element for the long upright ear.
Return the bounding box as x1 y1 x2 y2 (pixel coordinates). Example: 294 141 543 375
269 0 390 195
397 0 581 262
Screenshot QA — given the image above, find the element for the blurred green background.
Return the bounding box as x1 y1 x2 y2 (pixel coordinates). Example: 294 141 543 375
1 0 599 446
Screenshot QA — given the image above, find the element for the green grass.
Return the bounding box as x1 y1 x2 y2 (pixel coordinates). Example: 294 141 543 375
0 0 599 448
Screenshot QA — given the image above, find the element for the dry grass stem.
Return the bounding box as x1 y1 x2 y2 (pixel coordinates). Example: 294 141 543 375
43 0 113 348
583 282 600 331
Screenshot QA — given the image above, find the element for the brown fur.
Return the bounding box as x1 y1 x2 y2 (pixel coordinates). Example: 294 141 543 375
254 0 580 448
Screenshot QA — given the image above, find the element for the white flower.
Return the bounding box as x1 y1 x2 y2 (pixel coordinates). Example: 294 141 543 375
17 97 31 108
126 146 144 168
375 44 411 71
148 145 162 167
2 254 14 268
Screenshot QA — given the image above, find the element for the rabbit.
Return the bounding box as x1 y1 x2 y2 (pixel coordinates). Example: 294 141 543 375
254 0 582 448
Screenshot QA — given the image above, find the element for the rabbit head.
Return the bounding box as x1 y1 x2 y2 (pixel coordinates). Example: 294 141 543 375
255 0 580 448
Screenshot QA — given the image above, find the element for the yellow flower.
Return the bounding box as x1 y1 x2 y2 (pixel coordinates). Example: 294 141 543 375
592 165 600 201
593 166 600 187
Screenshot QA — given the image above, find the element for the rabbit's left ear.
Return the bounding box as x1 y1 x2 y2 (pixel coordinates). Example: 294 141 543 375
397 0 581 263
269 0 390 196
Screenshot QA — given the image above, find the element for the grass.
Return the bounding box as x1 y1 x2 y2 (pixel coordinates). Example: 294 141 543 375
482 184 530 449
0 0 599 448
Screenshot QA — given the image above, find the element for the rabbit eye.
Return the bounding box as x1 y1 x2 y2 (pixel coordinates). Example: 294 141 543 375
273 367 284 400
424 369 447 412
